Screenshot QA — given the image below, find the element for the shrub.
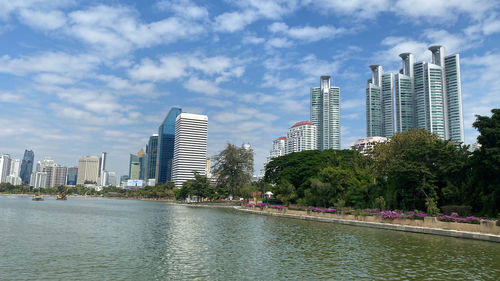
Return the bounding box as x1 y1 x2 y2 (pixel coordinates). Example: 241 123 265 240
375 196 386 210
426 198 440 217
440 205 472 216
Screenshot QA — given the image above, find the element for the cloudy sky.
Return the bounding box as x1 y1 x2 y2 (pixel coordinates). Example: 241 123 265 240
1 0 499 177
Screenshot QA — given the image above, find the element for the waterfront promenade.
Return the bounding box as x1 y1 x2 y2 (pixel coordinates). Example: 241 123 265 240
236 206 500 243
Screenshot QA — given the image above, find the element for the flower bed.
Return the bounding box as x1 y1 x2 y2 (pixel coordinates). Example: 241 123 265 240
288 205 307 211
381 210 403 220
311 207 337 213
269 204 283 211
438 212 481 224
404 211 427 220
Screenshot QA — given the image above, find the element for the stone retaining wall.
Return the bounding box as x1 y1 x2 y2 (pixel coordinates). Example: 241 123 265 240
240 206 500 243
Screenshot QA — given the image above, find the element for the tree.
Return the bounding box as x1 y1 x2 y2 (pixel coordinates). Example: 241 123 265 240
212 143 254 197
371 128 470 211
470 109 500 216
189 172 212 202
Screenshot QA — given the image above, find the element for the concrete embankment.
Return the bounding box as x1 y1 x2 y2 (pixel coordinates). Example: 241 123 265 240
235 207 500 243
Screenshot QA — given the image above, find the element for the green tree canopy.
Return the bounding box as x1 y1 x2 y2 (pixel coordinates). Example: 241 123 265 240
212 143 254 197
471 108 500 216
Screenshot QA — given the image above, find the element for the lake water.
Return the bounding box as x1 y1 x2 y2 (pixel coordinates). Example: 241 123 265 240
1 196 499 280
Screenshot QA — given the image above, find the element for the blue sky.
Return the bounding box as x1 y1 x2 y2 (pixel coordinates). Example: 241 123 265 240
1 0 499 178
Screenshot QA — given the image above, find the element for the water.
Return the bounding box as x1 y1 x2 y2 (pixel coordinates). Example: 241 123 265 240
1 196 499 280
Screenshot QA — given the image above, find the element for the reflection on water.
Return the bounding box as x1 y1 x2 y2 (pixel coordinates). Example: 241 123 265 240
1 196 499 280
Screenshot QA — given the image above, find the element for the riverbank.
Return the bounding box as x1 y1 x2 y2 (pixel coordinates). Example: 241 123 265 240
235 207 500 243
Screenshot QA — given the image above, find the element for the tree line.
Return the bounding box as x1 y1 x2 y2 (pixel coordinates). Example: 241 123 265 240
264 109 500 217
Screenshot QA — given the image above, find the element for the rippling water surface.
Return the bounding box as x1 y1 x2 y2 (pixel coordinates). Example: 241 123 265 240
1 196 499 280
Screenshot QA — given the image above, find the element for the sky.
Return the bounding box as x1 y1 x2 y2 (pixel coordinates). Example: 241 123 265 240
1 0 500 178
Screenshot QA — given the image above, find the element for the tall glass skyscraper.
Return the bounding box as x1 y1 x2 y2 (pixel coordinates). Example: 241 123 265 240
366 65 394 138
19 149 34 185
368 45 464 143
156 107 182 183
146 134 158 180
310 76 340 150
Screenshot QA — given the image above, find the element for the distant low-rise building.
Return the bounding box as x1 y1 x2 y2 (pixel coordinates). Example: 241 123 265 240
351 136 388 156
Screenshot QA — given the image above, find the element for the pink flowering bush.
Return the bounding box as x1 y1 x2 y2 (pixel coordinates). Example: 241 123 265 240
381 210 403 220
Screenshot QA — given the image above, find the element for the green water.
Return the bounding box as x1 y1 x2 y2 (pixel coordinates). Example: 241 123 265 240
0 196 499 280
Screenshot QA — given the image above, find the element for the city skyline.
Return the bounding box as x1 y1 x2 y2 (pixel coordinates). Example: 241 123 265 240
0 1 499 177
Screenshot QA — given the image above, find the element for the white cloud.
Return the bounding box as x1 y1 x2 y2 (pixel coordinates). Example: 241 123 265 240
0 52 100 76
214 0 299 32
129 53 245 84
243 35 265 44
269 22 346 42
0 92 24 104
18 9 66 30
183 77 222 96
128 57 186 82
303 0 391 19
156 0 209 20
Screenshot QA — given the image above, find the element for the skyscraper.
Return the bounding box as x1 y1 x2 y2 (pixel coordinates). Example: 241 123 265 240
371 46 464 143
77 156 99 185
156 107 182 183
98 152 107 184
67 167 78 185
172 113 208 188
129 154 140 180
311 76 341 150
137 148 146 180
366 65 394 138
146 134 158 180
44 165 68 187
285 121 317 154
30 171 47 189
20 149 34 185
395 53 415 133
0 154 11 183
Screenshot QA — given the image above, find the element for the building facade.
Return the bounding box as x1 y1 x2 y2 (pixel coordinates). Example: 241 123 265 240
375 46 464 142
19 149 34 185
352 136 388 156
156 107 182 184
30 171 47 189
269 136 286 160
285 121 317 154
44 165 68 187
0 154 11 183
146 134 158 180
67 167 78 185
129 154 140 180
77 156 99 185
172 113 208 188
311 76 340 150
366 65 394 138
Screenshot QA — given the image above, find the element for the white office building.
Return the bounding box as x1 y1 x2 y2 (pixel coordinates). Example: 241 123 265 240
286 121 317 154
172 113 208 188
30 171 47 189
311 76 341 150
77 156 100 185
